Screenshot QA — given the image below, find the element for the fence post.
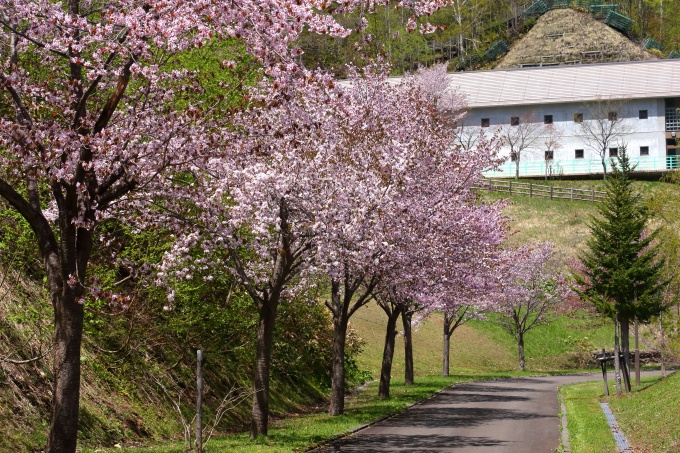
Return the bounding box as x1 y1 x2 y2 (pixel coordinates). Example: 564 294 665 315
570 187 573 201
509 181 512 195
592 189 595 202
530 182 533 198
550 185 553 200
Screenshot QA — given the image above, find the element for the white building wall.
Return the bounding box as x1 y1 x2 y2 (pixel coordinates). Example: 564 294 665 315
462 99 666 160
461 98 667 163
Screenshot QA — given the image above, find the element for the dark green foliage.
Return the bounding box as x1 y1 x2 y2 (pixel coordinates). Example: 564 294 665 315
574 148 666 323
0 200 45 279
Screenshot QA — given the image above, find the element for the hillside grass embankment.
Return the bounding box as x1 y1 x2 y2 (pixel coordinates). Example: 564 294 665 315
561 371 679 452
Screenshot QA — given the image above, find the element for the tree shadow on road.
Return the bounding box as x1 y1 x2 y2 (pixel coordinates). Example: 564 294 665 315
431 391 531 404
316 433 507 452
379 406 549 429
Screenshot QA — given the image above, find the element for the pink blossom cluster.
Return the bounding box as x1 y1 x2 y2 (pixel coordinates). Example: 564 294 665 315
158 62 509 320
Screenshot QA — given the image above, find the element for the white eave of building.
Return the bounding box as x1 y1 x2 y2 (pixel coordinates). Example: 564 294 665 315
384 59 680 109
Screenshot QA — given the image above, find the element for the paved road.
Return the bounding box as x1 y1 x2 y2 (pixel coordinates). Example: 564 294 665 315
314 373 649 453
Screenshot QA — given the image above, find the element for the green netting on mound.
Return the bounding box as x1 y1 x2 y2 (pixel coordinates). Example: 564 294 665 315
590 4 618 19
643 38 663 51
604 10 634 32
483 40 510 61
543 0 573 9
668 51 680 59
522 1 549 18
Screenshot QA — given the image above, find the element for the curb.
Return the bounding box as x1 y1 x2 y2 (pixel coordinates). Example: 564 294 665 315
558 388 571 453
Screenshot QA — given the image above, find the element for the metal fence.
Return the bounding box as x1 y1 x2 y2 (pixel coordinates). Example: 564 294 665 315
484 155 680 179
475 179 606 202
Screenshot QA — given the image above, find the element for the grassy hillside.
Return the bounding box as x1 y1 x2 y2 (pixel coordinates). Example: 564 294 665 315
350 300 613 379
561 371 679 453
0 261 339 452
611 371 680 451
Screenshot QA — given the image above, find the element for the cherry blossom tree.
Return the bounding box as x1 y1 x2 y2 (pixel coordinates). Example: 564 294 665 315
366 117 507 397
494 243 568 371
316 66 419 416
320 62 480 414
441 304 478 376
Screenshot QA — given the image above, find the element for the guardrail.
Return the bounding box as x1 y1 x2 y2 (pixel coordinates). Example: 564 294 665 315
475 179 606 202
483 155 680 179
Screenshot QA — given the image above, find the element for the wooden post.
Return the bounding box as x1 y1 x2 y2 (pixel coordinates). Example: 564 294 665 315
592 189 595 202
550 185 554 200
634 319 640 386
570 187 574 201
529 182 533 197
196 350 203 453
509 181 512 195
600 349 609 396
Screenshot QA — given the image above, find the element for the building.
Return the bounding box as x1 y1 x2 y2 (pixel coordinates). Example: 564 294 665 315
443 59 680 178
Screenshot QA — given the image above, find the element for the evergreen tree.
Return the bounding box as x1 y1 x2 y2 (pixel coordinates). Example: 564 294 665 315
574 147 666 391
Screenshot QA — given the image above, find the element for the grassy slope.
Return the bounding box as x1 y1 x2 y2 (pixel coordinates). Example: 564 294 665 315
610 371 680 452
561 374 673 453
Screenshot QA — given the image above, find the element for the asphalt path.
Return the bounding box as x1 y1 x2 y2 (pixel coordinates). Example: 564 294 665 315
313 372 662 453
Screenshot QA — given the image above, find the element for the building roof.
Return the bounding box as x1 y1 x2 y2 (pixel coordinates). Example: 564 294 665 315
386 59 680 109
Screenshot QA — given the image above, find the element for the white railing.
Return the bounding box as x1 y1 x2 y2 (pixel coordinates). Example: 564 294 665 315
484 156 680 178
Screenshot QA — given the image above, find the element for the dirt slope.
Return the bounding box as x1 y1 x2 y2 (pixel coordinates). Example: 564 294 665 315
496 8 656 69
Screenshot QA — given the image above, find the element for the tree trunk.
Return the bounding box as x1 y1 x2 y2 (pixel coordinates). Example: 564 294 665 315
517 331 525 371
329 303 349 416
620 316 632 392
402 311 414 386
442 313 452 377
602 156 608 180
614 320 623 395
46 289 85 453
45 213 92 453
250 298 278 438
378 305 402 398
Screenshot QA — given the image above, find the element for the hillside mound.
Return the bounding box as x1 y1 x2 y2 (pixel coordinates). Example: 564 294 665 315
496 8 656 69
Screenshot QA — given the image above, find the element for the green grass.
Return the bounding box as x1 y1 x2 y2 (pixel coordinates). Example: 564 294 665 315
351 302 518 378
610 371 680 452
482 191 597 262
561 379 618 453
560 374 669 453
468 314 612 370
352 301 613 380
